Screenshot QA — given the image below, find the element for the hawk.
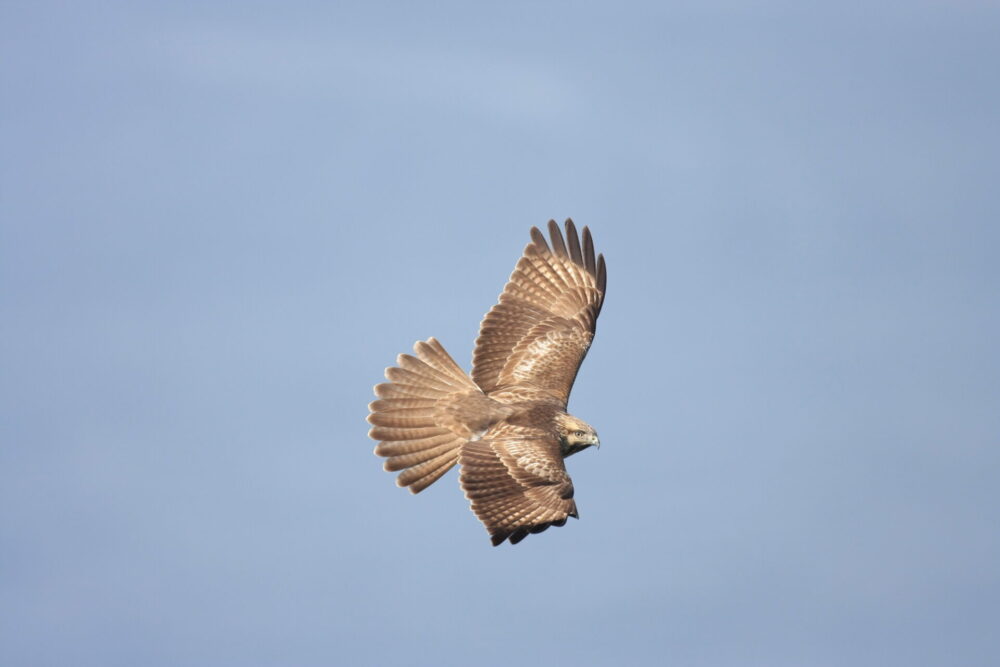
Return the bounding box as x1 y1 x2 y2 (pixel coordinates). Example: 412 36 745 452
368 219 607 546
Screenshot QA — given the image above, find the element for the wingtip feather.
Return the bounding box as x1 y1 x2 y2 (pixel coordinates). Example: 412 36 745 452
509 528 530 544
547 219 568 257
582 226 597 276
564 219 583 264
529 227 549 252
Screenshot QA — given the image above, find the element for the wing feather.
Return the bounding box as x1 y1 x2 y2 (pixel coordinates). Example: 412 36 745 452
582 226 597 276
472 219 606 404
459 423 578 546
529 226 550 252
547 219 567 257
596 254 607 298
564 220 583 265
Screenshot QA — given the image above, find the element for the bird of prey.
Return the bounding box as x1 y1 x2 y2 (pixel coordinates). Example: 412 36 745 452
368 219 607 546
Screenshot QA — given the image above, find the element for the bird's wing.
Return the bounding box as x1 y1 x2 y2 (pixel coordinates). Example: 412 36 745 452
460 423 578 546
471 219 606 406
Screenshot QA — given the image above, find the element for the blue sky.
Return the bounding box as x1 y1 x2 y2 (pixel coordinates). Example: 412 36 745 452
2 2 999 665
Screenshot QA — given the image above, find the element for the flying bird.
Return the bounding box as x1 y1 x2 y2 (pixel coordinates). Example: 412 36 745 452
368 219 607 546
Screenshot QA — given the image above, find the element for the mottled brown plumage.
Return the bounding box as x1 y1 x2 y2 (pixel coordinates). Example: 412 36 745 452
369 219 606 545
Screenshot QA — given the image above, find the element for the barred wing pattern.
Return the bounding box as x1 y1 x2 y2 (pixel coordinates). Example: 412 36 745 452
472 219 606 405
460 423 577 546
370 220 607 546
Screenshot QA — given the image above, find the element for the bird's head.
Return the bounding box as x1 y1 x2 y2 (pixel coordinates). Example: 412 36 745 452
555 413 600 457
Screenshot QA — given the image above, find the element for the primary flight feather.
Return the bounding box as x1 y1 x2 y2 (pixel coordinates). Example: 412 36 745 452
368 219 607 546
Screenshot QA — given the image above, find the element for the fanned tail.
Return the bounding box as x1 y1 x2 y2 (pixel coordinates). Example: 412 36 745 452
369 338 478 493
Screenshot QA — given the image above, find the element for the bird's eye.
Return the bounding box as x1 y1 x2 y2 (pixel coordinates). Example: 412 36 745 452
574 430 585 437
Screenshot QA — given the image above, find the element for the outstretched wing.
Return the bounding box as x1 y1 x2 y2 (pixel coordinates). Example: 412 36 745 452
459 423 578 546
472 219 607 405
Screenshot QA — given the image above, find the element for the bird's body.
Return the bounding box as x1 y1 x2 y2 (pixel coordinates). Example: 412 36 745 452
369 219 606 546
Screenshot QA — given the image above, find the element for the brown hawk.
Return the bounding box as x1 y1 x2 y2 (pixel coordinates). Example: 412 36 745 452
368 219 607 546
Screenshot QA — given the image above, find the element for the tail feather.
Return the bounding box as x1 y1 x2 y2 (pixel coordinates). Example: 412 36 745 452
396 450 461 489
369 337 480 494
385 366 456 392
374 383 443 400
413 339 469 378
368 398 437 412
369 425 443 442
378 439 461 471
397 353 469 389
366 410 437 428
373 432 458 458
402 453 459 493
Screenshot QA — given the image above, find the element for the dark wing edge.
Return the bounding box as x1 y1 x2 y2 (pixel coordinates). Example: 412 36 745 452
459 436 578 547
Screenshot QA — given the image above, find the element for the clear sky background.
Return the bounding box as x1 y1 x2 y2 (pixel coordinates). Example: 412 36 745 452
2 2 999 666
